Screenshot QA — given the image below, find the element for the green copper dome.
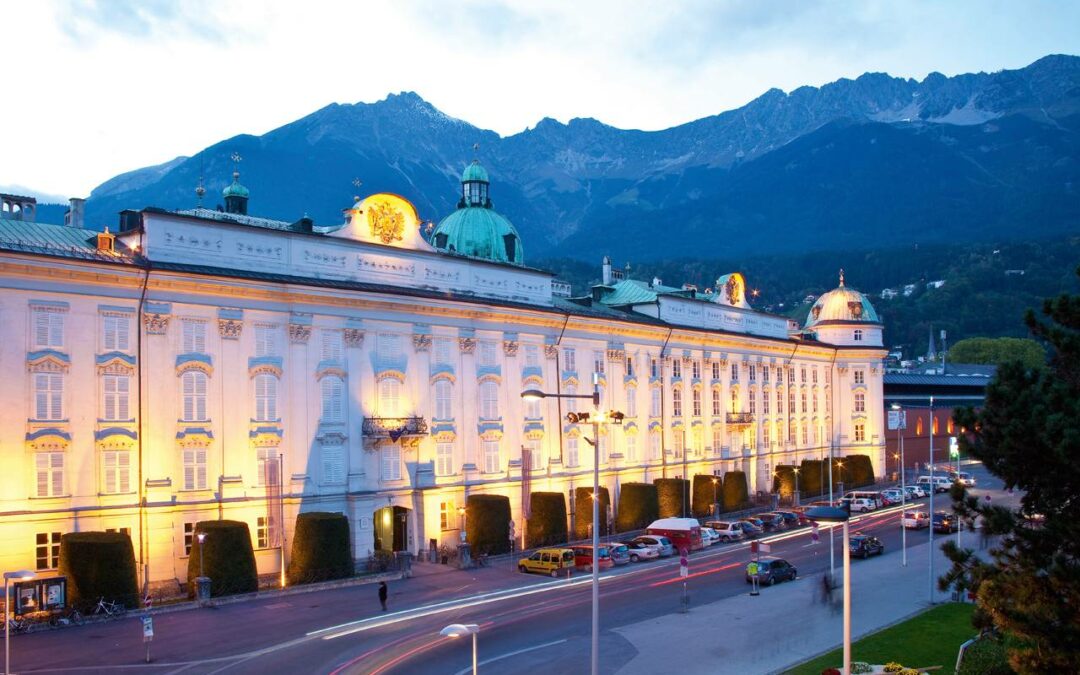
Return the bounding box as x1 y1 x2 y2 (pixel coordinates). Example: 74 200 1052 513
222 172 249 199
461 160 489 183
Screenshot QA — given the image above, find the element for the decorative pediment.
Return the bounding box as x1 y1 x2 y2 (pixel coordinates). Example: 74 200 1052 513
95 426 138 451
96 351 136 376
521 373 543 388
316 366 348 381
562 373 580 387
176 354 213 376
647 420 662 432
523 422 544 440
623 421 639 435
249 423 283 447
477 421 503 441
176 425 214 448
248 356 283 378
27 350 70 374
26 426 71 452
375 370 406 383
477 372 502 385
429 369 457 384
430 422 457 442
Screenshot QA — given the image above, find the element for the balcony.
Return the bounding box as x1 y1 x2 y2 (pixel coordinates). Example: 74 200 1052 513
362 416 429 440
725 412 754 425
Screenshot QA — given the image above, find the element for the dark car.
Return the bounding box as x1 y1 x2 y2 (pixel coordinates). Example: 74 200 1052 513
774 510 803 528
756 513 786 532
745 556 798 585
737 519 764 538
849 534 884 559
932 512 958 533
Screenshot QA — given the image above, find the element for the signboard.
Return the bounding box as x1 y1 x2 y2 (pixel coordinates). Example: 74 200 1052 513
887 410 907 431
142 616 154 641
949 436 959 458
13 577 66 614
758 543 771 553
679 553 688 578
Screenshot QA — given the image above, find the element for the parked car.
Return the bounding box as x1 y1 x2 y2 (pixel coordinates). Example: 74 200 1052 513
847 497 877 513
773 511 802 528
607 543 631 565
705 520 747 542
745 556 798 585
621 540 660 562
849 534 885 559
844 491 885 508
880 488 904 504
901 510 930 529
903 485 927 499
756 513 786 531
949 471 976 487
571 545 615 571
917 475 953 493
632 535 674 557
646 518 705 552
698 527 718 546
518 548 575 577
736 519 763 538
932 512 958 533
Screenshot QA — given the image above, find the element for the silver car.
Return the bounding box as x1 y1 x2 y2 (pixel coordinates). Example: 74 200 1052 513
621 540 660 562
632 535 674 557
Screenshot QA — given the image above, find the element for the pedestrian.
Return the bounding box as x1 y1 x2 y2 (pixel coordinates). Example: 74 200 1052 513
821 573 832 605
378 581 388 611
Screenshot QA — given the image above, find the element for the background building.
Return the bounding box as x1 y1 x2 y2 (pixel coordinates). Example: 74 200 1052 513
0 163 885 595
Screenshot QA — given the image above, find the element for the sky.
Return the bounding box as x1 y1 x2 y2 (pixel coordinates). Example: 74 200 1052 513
2 0 1078 200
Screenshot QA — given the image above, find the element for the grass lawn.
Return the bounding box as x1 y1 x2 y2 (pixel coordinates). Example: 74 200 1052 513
785 603 976 675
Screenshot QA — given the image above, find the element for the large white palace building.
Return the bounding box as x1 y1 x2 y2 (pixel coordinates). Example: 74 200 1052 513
0 164 885 593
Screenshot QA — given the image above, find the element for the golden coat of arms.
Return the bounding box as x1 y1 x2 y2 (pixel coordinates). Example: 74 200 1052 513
367 201 405 244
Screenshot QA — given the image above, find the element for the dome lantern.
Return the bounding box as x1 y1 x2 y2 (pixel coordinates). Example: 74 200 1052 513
460 159 491 208
222 152 249 215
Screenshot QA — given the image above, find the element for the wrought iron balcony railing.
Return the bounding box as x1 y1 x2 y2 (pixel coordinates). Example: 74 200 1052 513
725 412 754 425
362 416 429 440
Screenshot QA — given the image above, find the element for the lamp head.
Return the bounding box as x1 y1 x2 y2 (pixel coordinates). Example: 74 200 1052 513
457 506 466 516
891 402 901 411
196 532 207 544
3 570 34 581
440 623 479 638
520 389 545 401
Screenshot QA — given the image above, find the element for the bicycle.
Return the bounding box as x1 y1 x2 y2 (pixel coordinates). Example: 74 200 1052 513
92 597 126 620
49 607 83 627
5 616 29 635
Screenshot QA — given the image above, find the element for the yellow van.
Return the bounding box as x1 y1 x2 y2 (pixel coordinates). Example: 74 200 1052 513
518 548 575 577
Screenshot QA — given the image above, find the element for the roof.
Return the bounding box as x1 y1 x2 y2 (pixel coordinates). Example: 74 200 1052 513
597 279 691 306
647 518 702 530
462 160 489 183
431 206 523 265
173 207 294 231
883 373 992 387
805 281 880 328
222 173 249 198
0 217 136 264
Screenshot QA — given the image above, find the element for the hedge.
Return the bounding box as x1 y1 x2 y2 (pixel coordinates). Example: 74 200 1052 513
58 532 139 611
187 520 258 598
574 486 610 539
526 492 567 548
466 494 512 555
800 459 825 498
772 465 797 498
843 454 875 488
722 471 749 512
287 512 353 585
615 482 658 532
691 474 721 518
654 478 689 518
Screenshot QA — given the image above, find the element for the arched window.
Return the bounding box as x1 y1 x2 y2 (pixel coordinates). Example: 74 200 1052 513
379 378 401 417
730 389 738 413
320 376 344 422
672 387 682 416
479 381 499 420
932 416 939 435
916 417 923 435
181 371 208 422
254 373 278 421
434 379 453 420
854 329 863 342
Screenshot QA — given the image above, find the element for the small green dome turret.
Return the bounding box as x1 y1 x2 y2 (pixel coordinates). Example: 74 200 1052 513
461 160 489 183
222 171 249 199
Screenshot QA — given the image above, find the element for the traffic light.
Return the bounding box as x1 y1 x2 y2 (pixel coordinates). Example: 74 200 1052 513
566 411 592 424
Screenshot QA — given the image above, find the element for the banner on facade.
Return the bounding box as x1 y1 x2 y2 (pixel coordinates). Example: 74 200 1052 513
521 445 532 519
265 456 282 548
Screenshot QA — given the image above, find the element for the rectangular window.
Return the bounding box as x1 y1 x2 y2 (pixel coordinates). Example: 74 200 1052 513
789 392 796 416
440 501 454 531
479 381 499 419
321 376 344 422
34 373 64 420
321 329 343 362
524 439 542 472
436 442 454 476
524 344 539 367
855 423 866 442
801 392 808 414
434 337 453 365
524 396 541 419
257 516 268 549
382 444 402 480
813 394 818 413
763 425 770 446
254 325 278 357
625 434 637 461
777 389 783 415
711 388 721 416
254 374 278 421
749 389 756 414
102 374 130 421
563 348 576 372
34 310 65 349
483 440 500 473
692 388 702 416
566 437 579 467
478 340 497 367
712 427 722 453
763 392 770 415
102 314 131 352
763 367 770 384
711 362 720 380
855 392 865 413
651 358 659 378
322 444 344 484
625 387 637 417
181 371 208 422
813 369 818 384
854 370 865 385
673 432 684 457
434 380 453 420
788 422 796 444
593 351 605 375
183 522 195 556
650 431 661 460
102 450 131 494
672 359 681 378
183 449 208 490
35 532 61 570
625 355 634 377
379 377 401 417
650 387 661 417
749 365 756 382
801 367 807 383
802 426 809 445
181 319 207 353
692 361 701 379
672 387 682 417
377 333 403 361
730 363 738 382
35 452 64 497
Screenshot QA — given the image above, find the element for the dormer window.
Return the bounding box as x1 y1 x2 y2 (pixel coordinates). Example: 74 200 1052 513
854 329 863 342
464 181 488 206
434 232 448 249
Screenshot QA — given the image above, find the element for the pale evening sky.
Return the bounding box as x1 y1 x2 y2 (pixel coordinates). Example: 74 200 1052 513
1 0 1078 200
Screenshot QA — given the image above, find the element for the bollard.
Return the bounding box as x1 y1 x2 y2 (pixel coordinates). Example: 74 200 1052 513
196 576 212 607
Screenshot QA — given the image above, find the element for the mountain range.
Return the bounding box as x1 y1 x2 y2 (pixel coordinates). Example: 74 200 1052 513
67 54 1080 263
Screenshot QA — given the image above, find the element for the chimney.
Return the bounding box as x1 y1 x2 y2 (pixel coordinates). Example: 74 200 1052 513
652 276 662 288
65 197 86 228
602 255 612 285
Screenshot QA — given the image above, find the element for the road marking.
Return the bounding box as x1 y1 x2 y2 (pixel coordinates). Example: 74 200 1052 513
452 639 568 675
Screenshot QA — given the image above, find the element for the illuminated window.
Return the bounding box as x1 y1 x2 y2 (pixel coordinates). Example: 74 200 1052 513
183 522 195 556
855 423 866 442
440 501 454 531
625 434 637 461
932 417 939 435
947 419 954 434
524 439 542 471
672 388 682 416
854 392 865 413
673 432 684 457
181 371 208 422
436 442 454 476
35 452 64 497
257 517 269 549
183 448 207 490
713 427 723 452
649 430 661 460
379 377 401 417
35 532 61 570
102 450 130 494
692 389 702 416
320 376 344 422
854 329 863 342
916 417 924 435
102 374 130 421
255 448 276 487
254 373 278 421
483 440 500 473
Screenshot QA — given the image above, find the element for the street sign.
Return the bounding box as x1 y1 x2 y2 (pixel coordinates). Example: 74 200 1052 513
750 540 759 554
679 553 688 578
758 543 771 553
142 616 154 641
811 523 820 543
949 436 959 458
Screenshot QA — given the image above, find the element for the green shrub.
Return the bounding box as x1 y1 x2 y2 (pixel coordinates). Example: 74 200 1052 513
692 474 721 518
526 492 567 547
722 471 749 511
186 520 258 598
58 532 139 611
773 465 797 498
654 478 689 518
957 635 1015 675
800 459 825 498
615 483 658 532
574 486 610 539
466 494 512 555
844 454 875 488
286 512 353 585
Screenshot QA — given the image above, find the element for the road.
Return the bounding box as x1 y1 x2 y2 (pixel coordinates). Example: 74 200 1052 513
10 462 1007 675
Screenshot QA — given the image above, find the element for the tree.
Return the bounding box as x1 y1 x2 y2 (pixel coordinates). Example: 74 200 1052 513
941 268 1080 674
947 336 1046 369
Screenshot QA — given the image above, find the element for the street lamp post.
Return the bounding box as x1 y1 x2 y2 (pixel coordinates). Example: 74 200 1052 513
793 467 800 506
5 570 34 675
891 403 908 567
928 396 935 604
806 507 852 675
440 623 480 675
196 532 207 577
711 477 719 519
522 375 617 675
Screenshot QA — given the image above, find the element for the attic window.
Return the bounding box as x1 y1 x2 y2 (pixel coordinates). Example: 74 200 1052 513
435 233 448 249
503 234 517 261
96 228 116 253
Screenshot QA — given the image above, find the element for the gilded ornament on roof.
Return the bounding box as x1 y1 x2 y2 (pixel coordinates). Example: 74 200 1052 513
848 301 863 319
367 201 405 244
726 276 742 305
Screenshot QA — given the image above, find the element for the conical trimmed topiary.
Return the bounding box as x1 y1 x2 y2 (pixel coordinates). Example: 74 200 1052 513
287 512 353 585
59 531 139 611
187 520 258 598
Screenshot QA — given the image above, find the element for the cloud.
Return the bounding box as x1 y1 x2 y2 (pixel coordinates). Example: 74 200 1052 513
56 0 227 43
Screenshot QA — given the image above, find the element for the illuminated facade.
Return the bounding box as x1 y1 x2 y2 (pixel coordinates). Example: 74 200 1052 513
0 165 885 593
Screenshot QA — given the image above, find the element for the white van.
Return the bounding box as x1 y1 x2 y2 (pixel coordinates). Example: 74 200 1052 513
704 521 745 543
916 475 952 493
843 491 884 507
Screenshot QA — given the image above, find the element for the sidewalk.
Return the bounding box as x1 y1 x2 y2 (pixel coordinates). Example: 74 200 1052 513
615 540 959 674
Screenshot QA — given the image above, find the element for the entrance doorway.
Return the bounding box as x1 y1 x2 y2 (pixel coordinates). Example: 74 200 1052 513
374 506 409 552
